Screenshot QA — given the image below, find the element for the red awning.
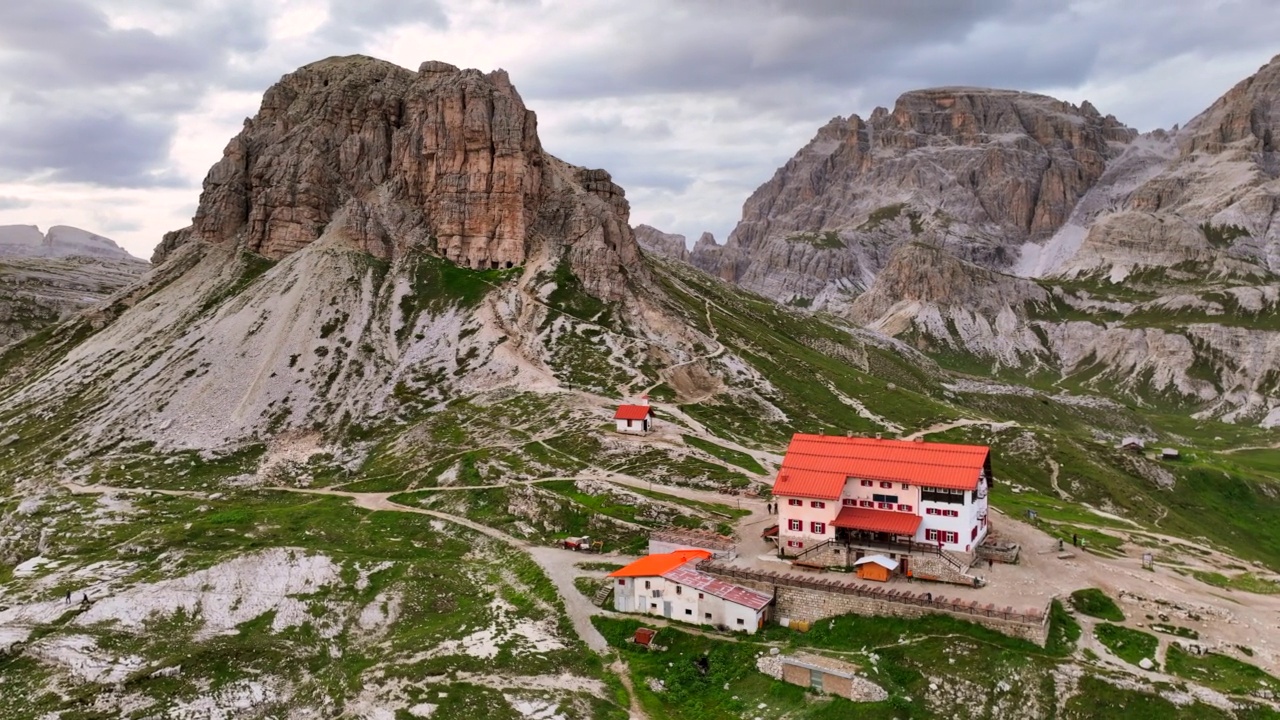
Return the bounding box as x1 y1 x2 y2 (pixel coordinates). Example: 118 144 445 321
831 507 922 535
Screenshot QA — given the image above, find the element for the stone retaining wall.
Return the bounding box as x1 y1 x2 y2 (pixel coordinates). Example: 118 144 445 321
649 528 736 558
976 540 1021 564
701 561 1049 646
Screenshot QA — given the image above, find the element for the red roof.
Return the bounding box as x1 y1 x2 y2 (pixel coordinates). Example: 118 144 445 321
608 550 711 577
771 434 989 499
614 404 654 420
831 506 922 535
662 565 772 611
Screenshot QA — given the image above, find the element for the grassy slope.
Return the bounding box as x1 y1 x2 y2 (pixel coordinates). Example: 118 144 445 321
0 490 626 720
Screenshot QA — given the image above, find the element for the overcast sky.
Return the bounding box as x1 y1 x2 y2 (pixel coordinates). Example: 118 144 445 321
0 0 1277 260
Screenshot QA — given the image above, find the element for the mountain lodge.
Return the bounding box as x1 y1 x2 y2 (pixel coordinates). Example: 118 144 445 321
770 433 993 581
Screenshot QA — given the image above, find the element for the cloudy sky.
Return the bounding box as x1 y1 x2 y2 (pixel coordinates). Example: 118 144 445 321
0 0 1277 260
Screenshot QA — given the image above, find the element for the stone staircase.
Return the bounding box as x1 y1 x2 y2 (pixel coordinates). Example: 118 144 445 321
592 583 613 607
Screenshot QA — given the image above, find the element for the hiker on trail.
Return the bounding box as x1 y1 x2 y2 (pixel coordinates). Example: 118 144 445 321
65 590 71 604
988 558 993 570
1058 538 1064 552
1073 533 1079 547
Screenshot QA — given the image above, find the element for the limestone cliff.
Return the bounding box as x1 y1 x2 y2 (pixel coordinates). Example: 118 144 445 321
693 88 1135 304
633 224 689 261
0 57 693 452
154 56 640 301
703 58 1280 423
0 225 147 348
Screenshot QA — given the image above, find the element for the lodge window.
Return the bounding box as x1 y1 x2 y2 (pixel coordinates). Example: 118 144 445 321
876 502 892 510
705 612 712 621
901 483 910 490
971 526 978 540
644 581 651 589
651 603 658 610
788 499 802 506
860 479 872 487
944 531 958 543
787 540 805 548
945 509 958 517
685 609 692 616
898 504 913 512
879 481 893 489
843 498 857 506
811 522 826 534
925 529 939 541
736 618 745 626
810 501 825 509
617 579 626 585
788 519 802 531
699 593 704 599
651 590 661 598
859 500 873 508
922 488 966 504
675 586 681 595
872 494 898 504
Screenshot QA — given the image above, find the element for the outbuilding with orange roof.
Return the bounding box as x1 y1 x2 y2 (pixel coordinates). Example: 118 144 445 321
608 550 771 633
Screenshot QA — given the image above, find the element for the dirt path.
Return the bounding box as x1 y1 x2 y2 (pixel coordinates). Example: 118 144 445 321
611 660 651 720
641 298 725 400
62 482 202 498
1047 459 1070 500
1221 441 1280 454
902 418 1018 441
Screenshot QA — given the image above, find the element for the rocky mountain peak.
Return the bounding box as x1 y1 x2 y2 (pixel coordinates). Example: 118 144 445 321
153 55 638 299
881 87 1135 150
692 84 1136 304
0 224 143 262
633 224 689 261
1179 53 1280 156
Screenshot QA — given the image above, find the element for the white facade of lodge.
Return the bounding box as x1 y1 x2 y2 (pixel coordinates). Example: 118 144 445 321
771 435 993 556
777 471 991 553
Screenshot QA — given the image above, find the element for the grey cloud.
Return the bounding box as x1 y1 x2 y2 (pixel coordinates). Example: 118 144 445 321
0 111 179 187
320 0 448 43
0 197 31 210
519 0 1032 100
0 0 272 187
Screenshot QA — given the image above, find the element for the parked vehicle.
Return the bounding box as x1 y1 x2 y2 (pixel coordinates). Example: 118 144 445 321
562 536 601 552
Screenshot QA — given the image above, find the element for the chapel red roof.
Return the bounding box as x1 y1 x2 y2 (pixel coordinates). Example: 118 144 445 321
771 434 989 499
614 404 654 420
831 506 923 535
